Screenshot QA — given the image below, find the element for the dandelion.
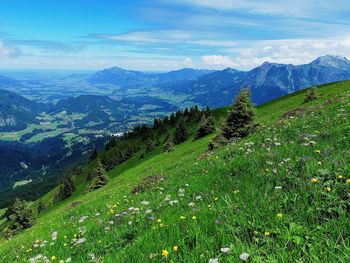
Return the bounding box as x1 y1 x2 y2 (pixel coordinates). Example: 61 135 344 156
51 256 56 261
173 245 178 252
277 213 283 219
346 179 350 185
264 231 270 236
162 249 169 257
311 178 318 183
239 252 250 261
326 187 331 192
338 175 343 179
220 247 230 253
192 216 197 220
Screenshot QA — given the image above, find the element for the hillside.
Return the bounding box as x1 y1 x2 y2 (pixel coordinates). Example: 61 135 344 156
1 81 350 262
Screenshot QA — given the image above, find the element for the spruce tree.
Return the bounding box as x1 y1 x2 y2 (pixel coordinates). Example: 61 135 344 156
163 140 174 152
4 198 34 237
304 87 317 103
196 114 215 139
54 173 75 202
222 88 254 140
89 148 98 163
145 139 154 153
124 144 134 160
173 120 188 145
85 159 109 192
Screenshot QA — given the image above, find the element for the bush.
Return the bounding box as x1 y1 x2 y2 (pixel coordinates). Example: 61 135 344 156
304 87 317 103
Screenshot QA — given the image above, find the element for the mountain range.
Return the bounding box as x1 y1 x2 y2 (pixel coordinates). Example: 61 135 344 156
87 55 350 106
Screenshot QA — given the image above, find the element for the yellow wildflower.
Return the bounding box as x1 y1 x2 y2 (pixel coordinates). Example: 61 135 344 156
214 197 218 201
264 231 270 236
51 256 56 261
317 161 322 165
157 219 162 223
162 249 169 257
173 245 178 252
160 223 165 228
326 187 331 192
346 179 350 185
180 216 186 220
277 213 283 219
314 150 321 154
192 216 197 220
338 175 343 179
311 178 318 183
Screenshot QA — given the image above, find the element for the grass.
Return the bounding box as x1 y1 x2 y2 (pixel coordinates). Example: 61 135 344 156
1 81 350 262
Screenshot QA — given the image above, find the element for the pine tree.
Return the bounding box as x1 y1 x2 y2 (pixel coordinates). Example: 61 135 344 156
222 88 254 140
173 120 189 145
163 140 174 152
37 200 46 214
54 173 75 202
145 139 154 153
124 144 134 160
196 114 215 139
89 148 98 163
4 198 34 237
85 159 109 192
304 87 317 103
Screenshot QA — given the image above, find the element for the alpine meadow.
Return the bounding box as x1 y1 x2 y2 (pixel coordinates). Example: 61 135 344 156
1 1 350 262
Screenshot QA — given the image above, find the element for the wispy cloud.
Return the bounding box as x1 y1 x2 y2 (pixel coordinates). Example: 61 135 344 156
0 40 21 58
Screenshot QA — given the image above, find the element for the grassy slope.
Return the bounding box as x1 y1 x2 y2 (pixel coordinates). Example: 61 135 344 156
1 81 350 262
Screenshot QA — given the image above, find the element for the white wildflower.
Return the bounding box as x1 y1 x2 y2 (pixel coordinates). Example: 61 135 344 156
141 201 150 206
220 247 230 253
209 258 219 263
78 216 88 223
239 252 249 261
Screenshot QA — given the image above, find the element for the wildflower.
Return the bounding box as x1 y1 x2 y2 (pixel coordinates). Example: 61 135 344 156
346 179 350 185
209 258 219 263
78 216 88 223
192 216 197 220
233 190 239 194
195 195 203 201
277 213 283 219
311 178 318 183
162 249 169 257
314 150 321 154
214 197 218 201
145 209 153 215
264 231 270 236
141 201 150 206
160 223 165 228
51 256 56 261
76 238 86 244
239 252 250 261
180 216 186 220
63 243 67 247
317 161 322 165
326 187 331 192
173 245 178 252
157 219 162 223
220 247 230 253
51 231 58 241
188 202 196 208
338 175 343 179
169 200 179 205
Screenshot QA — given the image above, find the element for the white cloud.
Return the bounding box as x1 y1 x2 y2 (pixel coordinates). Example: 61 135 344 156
0 41 20 58
202 55 234 67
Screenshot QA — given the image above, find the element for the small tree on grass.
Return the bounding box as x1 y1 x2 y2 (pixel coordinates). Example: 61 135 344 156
163 140 174 152
89 148 98 163
85 159 109 192
196 114 215 139
54 173 75 202
145 139 154 153
222 88 254 140
173 120 188 145
4 198 34 237
304 87 317 103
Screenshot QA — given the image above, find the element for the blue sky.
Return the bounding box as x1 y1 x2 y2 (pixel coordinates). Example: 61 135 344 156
0 0 350 70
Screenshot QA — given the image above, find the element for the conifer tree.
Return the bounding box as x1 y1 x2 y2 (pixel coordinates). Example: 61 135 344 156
54 173 75 202
173 120 188 145
124 144 134 160
145 139 154 153
89 148 98 163
163 140 174 152
196 114 215 139
222 88 254 140
86 159 109 192
37 200 46 214
4 198 34 237
304 87 317 103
